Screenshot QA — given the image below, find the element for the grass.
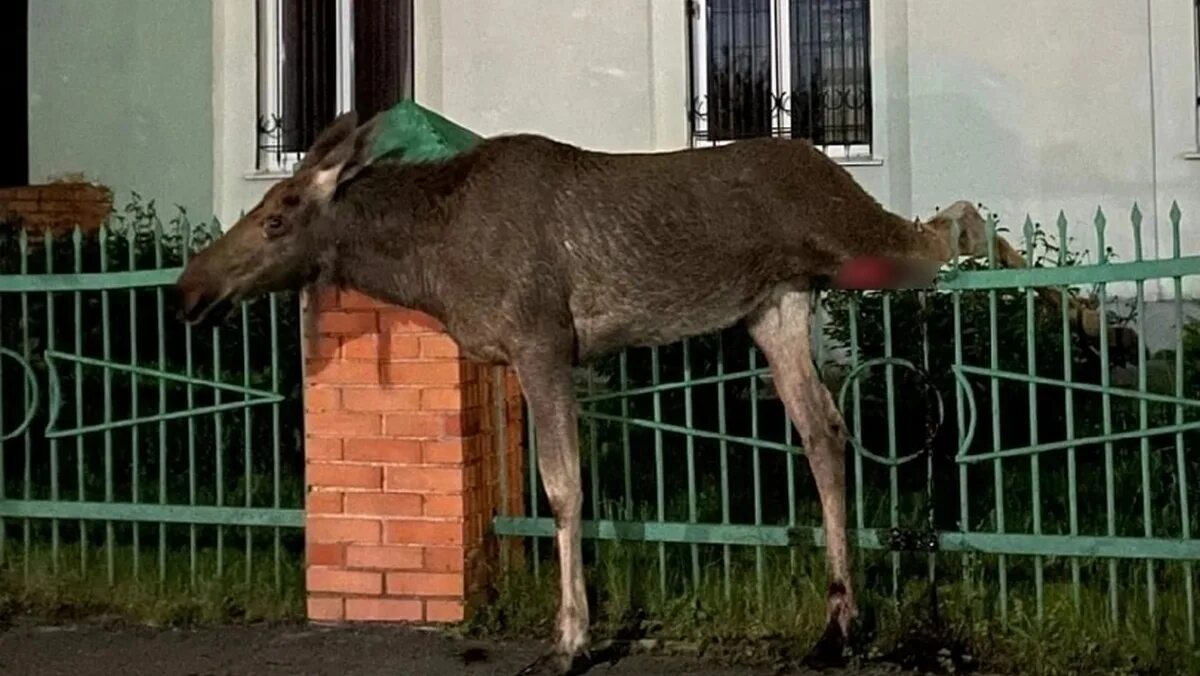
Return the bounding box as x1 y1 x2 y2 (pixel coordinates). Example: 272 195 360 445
467 537 1200 675
0 537 304 628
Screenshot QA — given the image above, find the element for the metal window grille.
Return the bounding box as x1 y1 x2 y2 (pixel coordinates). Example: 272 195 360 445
688 0 872 157
256 0 413 172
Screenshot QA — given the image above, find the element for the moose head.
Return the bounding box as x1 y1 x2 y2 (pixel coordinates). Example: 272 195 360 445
176 112 379 326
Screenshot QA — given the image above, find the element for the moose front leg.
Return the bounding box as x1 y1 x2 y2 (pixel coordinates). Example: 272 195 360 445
748 287 856 665
513 349 591 676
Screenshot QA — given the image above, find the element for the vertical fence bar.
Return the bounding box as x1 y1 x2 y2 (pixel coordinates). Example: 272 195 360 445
717 335 731 600
127 225 141 579
1130 205 1156 621
1022 217 1044 620
951 219 972 597
269 292 282 589
0 275 6 566
100 225 116 585
683 338 700 588
242 301 253 584
45 232 60 571
527 397 539 577
650 347 667 596
72 228 86 576
183 221 198 587
986 215 1008 624
154 217 168 584
213 292 225 577
1057 212 1081 612
882 295 899 599
849 297 864 554
750 344 764 605
1168 202 1194 644
1095 208 1119 624
619 352 632 518
19 230 31 580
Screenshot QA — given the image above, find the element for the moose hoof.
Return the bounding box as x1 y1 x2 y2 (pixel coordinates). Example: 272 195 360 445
516 648 593 676
802 618 851 670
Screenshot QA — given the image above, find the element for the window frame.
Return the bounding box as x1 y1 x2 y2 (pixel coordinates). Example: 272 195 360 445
686 0 874 159
256 0 355 174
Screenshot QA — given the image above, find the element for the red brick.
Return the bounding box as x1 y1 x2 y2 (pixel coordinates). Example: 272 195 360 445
339 290 384 310
443 413 480 437
423 547 465 572
3 199 39 213
342 334 422 360
306 437 343 460
315 289 340 311
422 440 464 464
307 596 345 621
420 387 463 411
343 438 422 464
382 413 447 439
379 309 444 333
346 544 424 570
307 568 382 595
345 598 423 622
419 335 460 359
308 463 382 489
424 495 464 517
386 520 464 546
385 466 464 493
306 542 345 567
342 388 421 412
307 517 382 544
386 572 464 597
312 337 340 359
0 187 39 200
307 491 344 514
318 311 377 334
306 411 381 436
345 493 424 517
425 600 465 622
383 362 462 386
307 361 382 386
305 387 341 412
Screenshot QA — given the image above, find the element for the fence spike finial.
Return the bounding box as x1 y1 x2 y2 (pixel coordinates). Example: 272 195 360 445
1131 203 1143 261
1169 201 1182 258
1022 215 1036 266
1056 211 1069 266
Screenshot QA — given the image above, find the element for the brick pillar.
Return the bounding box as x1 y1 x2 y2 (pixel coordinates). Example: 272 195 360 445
304 289 524 623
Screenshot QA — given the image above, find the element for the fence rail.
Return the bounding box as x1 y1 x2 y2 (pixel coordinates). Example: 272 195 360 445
0 212 305 603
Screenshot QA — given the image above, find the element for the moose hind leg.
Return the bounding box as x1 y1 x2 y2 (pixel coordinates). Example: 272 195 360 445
514 351 591 675
748 287 856 662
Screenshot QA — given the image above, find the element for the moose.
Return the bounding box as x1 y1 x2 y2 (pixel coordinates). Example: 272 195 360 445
176 112 1099 674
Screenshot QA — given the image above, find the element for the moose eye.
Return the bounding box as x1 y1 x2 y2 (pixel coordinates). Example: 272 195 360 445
263 216 289 238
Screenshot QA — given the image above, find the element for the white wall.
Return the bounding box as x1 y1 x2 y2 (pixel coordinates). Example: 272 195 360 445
903 0 1200 297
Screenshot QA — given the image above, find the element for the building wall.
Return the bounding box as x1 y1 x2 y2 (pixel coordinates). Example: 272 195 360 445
904 0 1200 298
28 0 214 221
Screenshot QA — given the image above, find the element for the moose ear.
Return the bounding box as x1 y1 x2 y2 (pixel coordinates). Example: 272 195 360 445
299 112 360 171
307 113 382 201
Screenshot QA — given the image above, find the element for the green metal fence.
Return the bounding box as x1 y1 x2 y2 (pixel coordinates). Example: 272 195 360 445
493 202 1200 654
0 209 306 604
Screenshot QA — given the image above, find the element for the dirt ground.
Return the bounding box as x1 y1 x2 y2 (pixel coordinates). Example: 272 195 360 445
0 619 930 676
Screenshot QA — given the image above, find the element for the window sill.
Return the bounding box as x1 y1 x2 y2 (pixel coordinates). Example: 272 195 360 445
243 170 293 182
836 156 884 167
1183 150 1200 161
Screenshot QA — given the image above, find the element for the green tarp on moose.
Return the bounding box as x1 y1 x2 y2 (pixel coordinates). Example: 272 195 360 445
369 99 483 164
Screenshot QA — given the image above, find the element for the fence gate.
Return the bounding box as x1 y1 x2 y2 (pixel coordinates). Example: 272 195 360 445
492 203 1200 659
0 222 305 598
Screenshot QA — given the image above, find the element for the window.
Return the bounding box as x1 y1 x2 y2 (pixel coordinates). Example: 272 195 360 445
687 0 873 158
257 0 413 172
